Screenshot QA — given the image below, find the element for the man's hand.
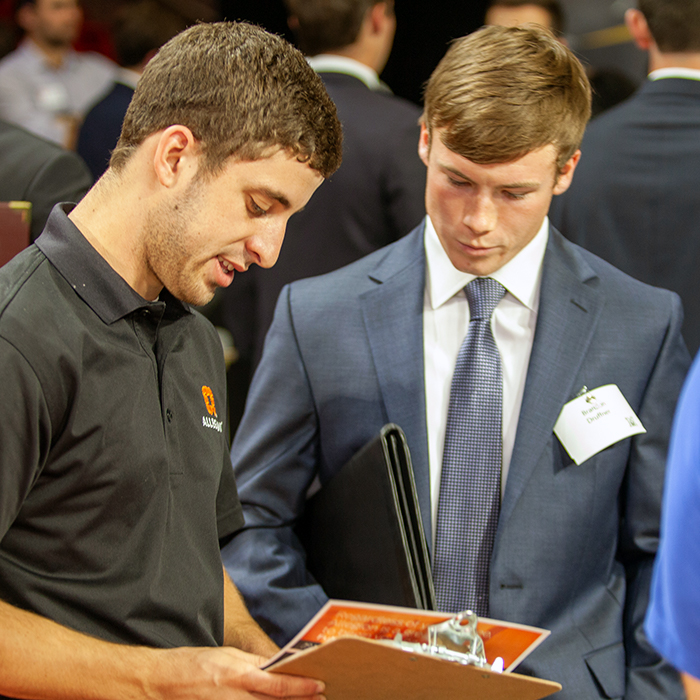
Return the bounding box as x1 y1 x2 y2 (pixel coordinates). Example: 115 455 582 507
0 599 323 700
683 672 700 700
154 646 325 700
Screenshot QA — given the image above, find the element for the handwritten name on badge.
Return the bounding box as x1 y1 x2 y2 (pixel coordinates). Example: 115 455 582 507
553 384 646 465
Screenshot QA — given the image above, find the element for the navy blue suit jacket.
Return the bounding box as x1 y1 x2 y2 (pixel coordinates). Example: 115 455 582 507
550 77 700 355
223 223 689 699
77 81 134 181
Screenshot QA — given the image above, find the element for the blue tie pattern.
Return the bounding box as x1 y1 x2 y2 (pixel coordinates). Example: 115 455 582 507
433 277 506 615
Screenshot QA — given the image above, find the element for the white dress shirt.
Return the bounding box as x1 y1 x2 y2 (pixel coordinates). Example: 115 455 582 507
649 67 700 82
423 215 548 538
306 54 389 91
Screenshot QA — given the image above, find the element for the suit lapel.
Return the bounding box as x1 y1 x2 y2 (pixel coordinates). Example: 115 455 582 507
359 227 432 542
498 230 605 530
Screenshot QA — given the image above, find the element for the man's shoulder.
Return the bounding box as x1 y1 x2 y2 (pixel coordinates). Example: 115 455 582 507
0 45 29 77
71 49 117 72
321 72 421 124
551 229 679 310
0 247 72 370
289 226 424 299
0 119 68 159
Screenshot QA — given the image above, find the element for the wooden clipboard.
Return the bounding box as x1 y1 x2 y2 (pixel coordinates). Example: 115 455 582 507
270 636 562 700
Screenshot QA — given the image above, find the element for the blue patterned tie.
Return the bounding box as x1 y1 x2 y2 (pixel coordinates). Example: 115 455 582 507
433 277 506 615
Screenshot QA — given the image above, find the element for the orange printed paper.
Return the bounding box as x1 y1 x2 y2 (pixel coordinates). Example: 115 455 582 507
269 600 549 673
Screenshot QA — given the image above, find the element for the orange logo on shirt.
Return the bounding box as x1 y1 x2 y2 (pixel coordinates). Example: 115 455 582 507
202 386 217 417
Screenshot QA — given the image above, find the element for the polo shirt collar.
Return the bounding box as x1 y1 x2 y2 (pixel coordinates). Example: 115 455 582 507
35 203 191 324
424 214 548 311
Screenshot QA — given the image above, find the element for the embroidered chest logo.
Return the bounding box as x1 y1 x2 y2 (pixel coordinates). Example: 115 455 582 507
201 386 223 433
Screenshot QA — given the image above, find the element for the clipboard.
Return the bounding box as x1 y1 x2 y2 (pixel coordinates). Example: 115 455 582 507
295 424 435 610
270 636 562 700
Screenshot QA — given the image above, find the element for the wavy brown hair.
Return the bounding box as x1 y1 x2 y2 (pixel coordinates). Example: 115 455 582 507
422 24 590 173
111 22 342 179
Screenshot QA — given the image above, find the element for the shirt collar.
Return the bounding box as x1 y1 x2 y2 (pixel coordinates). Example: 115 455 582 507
35 203 191 324
649 67 700 82
19 38 76 72
116 67 140 89
307 54 383 90
424 214 548 311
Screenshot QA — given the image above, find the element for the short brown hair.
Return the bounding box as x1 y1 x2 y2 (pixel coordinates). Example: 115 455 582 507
639 0 700 52
486 0 564 36
283 0 381 55
111 22 342 178
422 24 590 172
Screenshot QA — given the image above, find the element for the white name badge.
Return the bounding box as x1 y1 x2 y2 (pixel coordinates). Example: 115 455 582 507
553 384 646 466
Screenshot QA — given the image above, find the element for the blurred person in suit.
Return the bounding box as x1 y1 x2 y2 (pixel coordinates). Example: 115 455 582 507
550 0 700 356
222 24 688 700
76 0 189 181
0 117 91 241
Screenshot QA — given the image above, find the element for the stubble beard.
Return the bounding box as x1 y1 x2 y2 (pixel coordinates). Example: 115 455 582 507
142 186 214 307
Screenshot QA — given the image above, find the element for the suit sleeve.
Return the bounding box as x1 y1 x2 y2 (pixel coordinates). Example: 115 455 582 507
25 150 93 241
0 338 51 542
622 292 690 699
221 285 328 646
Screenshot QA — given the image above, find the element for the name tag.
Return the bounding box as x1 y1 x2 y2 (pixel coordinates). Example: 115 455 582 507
553 384 645 465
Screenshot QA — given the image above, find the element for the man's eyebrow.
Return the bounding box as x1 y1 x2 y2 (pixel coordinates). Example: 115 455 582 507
439 162 541 189
260 187 290 208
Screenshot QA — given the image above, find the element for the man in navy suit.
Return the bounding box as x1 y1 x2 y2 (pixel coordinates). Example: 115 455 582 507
223 24 689 699
221 0 426 376
77 1 188 181
550 0 700 356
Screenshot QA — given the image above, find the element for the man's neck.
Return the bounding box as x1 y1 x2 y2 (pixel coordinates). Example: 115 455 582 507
28 35 71 69
68 168 160 301
325 46 379 73
648 49 700 73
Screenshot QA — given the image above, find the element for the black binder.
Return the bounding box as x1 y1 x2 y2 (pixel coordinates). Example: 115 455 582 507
295 424 436 610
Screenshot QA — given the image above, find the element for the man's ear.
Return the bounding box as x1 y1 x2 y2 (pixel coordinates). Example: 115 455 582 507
368 1 393 34
16 4 36 33
553 150 581 195
625 8 654 51
152 125 199 188
418 123 430 167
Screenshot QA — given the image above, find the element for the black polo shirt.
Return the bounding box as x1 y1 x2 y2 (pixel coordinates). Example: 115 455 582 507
0 204 243 648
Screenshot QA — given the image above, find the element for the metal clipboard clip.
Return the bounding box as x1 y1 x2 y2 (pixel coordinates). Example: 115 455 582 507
392 610 505 673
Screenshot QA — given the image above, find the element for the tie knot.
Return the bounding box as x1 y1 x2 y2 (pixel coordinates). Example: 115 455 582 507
465 277 505 321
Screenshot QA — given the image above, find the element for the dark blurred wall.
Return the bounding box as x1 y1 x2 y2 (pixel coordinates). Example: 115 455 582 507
219 0 489 106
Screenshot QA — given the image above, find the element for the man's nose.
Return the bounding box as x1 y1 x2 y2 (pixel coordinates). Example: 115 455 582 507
246 221 287 269
463 193 497 234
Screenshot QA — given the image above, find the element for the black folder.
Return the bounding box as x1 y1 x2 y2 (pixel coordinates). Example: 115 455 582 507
295 424 436 610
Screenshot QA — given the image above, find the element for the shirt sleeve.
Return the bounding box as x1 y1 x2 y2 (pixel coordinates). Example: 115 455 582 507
0 337 52 542
216 448 244 543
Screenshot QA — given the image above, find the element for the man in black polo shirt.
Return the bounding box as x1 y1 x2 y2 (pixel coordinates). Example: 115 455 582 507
0 22 341 700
